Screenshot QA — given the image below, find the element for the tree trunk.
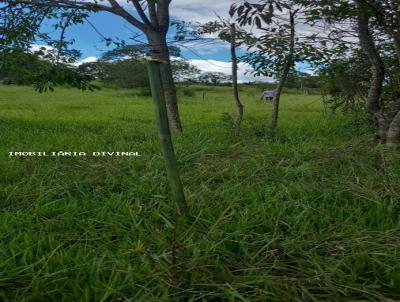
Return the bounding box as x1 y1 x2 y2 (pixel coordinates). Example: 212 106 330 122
393 32 400 65
271 11 295 130
356 1 385 116
230 23 244 134
355 1 400 142
146 60 190 216
356 1 400 146
147 31 183 133
387 32 400 147
387 111 400 147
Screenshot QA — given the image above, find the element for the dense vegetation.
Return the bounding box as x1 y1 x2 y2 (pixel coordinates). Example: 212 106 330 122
0 85 399 301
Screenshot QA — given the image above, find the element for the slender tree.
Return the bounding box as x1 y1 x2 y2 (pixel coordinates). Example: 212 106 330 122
355 0 400 146
270 9 297 129
231 0 317 130
230 23 244 134
0 4 97 91
361 0 400 146
362 0 400 64
305 0 400 146
199 19 244 133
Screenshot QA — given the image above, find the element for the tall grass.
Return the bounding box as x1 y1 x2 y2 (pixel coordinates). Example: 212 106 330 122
0 85 399 301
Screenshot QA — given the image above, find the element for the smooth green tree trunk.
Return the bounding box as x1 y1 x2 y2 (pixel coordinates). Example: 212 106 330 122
146 60 190 216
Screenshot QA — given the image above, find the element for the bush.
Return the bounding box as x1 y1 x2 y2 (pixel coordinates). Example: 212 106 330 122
80 60 149 89
181 89 195 97
2 79 13 85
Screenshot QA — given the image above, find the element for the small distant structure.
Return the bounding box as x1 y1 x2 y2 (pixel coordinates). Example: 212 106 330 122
261 90 275 102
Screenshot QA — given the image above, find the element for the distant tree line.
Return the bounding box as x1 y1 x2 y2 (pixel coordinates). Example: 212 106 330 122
0 47 95 92
1 46 320 92
0 44 235 89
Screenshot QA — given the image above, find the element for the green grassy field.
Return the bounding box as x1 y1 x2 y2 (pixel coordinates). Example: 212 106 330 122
0 84 399 301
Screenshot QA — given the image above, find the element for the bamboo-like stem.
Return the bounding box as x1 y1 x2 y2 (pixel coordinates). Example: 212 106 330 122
146 60 190 217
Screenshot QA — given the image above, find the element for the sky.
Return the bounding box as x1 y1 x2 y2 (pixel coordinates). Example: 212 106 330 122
42 0 310 83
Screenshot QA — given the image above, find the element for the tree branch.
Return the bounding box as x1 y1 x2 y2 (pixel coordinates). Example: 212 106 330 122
130 0 152 28
3 0 148 32
55 9 76 62
147 0 159 29
107 0 147 31
156 0 171 30
5 0 111 11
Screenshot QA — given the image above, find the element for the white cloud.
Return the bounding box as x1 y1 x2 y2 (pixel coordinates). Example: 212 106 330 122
71 56 98 66
188 59 274 83
80 56 98 64
171 0 236 23
29 44 55 53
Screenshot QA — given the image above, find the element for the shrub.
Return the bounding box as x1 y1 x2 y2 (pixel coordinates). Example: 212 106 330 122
181 89 195 97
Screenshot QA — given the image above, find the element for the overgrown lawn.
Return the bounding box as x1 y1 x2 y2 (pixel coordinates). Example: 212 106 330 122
0 85 399 301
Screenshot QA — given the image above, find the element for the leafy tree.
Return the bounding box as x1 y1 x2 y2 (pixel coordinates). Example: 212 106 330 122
81 59 200 89
80 44 200 88
0 49 47 85
199 20 245 134
231 0 323 129
359 0 400 63
355 0 400 146
198 72 232 85
99 44 199 86
0 47 97 91
305 0 400 146
319 49 371 113
0 5 96 91
285 72 320 91
0 4 54 50
171 60 201 83
102 60 149 88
